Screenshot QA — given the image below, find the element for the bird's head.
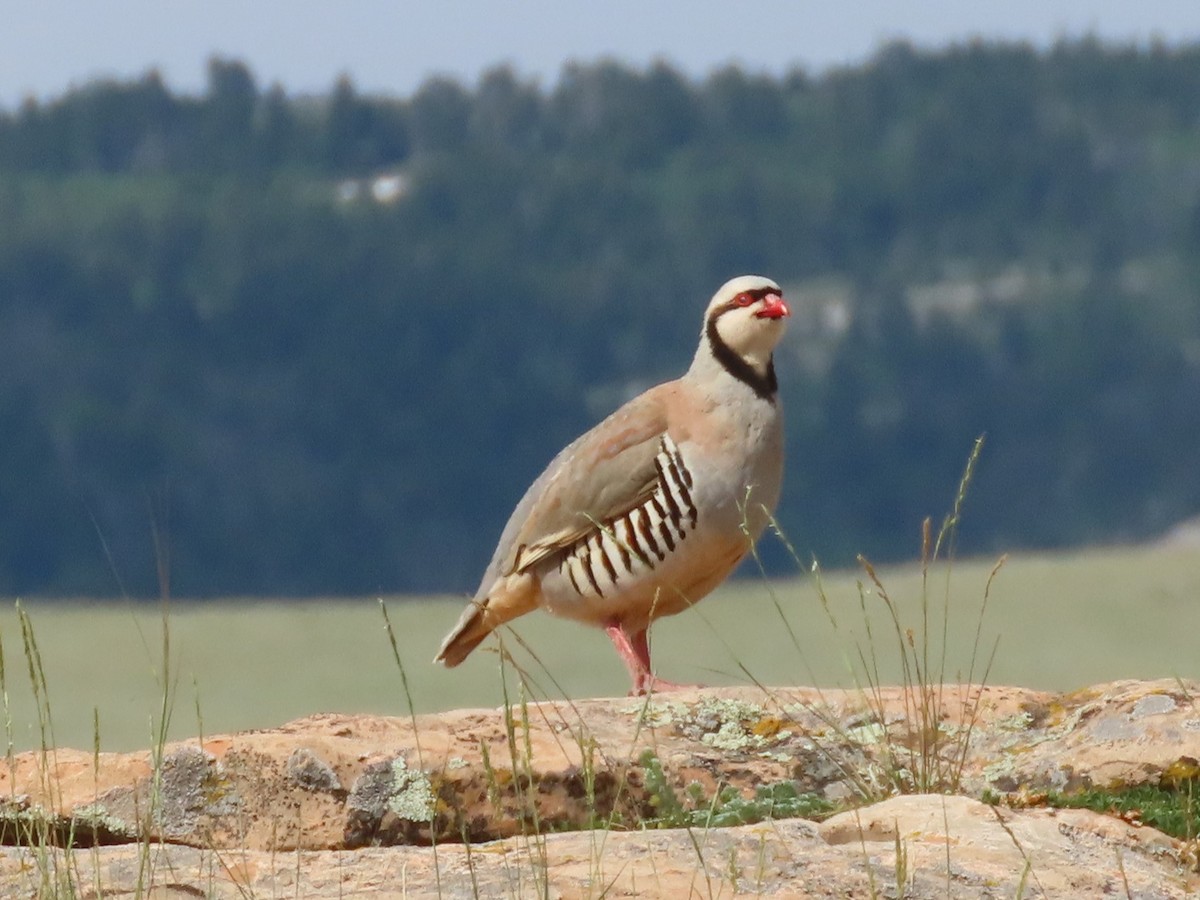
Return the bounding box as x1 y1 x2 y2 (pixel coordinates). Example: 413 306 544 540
702 275 790 377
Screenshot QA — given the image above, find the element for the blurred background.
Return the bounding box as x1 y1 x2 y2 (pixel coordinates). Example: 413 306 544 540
2 1 1200 599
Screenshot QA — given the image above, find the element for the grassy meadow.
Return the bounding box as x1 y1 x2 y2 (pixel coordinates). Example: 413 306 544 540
0 539 1196 754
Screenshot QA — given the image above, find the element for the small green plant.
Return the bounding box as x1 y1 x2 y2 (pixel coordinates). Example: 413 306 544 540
639 749 833 829
1044 783 1200 841
984 777 1200 853
892 831 910 898
639 749 690 826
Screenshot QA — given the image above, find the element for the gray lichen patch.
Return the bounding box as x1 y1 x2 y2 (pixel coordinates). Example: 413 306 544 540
1130 694 1178 719
288 748 343 794
0 796 58 846
346 757 435 824
1090 716 1146 743
703 720 759 752
623 698 688 729
72 802 136 842
626 695 795 754
154 746 241 840
0 795 136 848
387 757 436 823
842 722 888 746
996 711 1035 732
345 760 398 823
344 754 440 847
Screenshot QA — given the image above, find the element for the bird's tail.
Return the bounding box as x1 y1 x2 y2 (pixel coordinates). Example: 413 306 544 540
434 576 538 667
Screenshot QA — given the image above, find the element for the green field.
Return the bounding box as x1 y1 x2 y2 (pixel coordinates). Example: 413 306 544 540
1 540 1196 753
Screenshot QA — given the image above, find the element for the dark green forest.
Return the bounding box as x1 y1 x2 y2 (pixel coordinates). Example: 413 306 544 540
2 40 1199 597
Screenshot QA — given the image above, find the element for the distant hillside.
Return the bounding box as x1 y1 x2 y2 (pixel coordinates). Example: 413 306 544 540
1 40 1198 596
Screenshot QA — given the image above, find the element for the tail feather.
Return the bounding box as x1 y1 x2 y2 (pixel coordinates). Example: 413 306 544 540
434 602 491 667
434 575 538 667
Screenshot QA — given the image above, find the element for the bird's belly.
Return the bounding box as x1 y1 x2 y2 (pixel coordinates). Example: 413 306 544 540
536 522 746 631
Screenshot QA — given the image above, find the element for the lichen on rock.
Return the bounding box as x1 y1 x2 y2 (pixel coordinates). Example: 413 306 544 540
344 754 440 847
287 747 342 794
387 757 436 823
154 746 240 839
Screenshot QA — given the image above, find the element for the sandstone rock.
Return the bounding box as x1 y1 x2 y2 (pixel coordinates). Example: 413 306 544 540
1 795 1195 898
1 679 1198 896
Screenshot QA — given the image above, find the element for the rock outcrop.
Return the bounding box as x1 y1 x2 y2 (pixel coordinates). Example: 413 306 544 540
2 679 1198 897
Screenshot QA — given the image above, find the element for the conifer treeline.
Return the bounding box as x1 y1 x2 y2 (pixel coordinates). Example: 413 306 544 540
1 40 1198 595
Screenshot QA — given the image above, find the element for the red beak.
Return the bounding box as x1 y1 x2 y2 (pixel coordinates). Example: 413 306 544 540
756 294 790 320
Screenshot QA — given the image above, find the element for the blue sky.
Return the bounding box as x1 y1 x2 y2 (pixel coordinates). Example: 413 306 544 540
4 1 1200 108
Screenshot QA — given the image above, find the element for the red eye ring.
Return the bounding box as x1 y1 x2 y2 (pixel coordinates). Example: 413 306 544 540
733 292 755 307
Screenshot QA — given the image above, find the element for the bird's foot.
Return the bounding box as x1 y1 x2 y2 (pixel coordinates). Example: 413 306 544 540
606 621 702 696
628 675 700 696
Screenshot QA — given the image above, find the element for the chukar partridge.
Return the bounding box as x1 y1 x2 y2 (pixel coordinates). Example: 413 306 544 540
435 275 789 694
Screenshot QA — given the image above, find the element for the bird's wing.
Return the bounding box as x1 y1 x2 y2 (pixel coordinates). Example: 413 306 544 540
478 388 671 593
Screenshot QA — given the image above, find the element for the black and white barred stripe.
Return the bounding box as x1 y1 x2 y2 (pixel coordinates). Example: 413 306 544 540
559 435 697 598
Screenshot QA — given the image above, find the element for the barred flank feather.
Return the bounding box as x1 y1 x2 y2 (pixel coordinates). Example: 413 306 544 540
558 436 697 599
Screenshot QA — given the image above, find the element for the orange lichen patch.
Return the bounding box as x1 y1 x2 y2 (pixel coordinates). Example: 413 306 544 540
1035 700 1073 729
487 767 514 788
751 716 784 738
1161 756 1200 787
1059 685 1105 711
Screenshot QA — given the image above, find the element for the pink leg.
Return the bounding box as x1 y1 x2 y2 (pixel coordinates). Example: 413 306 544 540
605 621 650 694
605 621 695 696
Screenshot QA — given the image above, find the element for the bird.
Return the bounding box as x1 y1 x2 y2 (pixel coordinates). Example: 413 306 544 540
435 275 790 695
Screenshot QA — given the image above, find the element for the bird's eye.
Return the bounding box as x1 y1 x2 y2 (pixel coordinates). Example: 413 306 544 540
734 292 755 307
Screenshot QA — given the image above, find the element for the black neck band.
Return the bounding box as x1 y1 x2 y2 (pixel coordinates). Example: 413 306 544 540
705 313 778 402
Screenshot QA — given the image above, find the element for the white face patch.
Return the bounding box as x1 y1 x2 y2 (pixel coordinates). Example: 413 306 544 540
712 302 788 375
